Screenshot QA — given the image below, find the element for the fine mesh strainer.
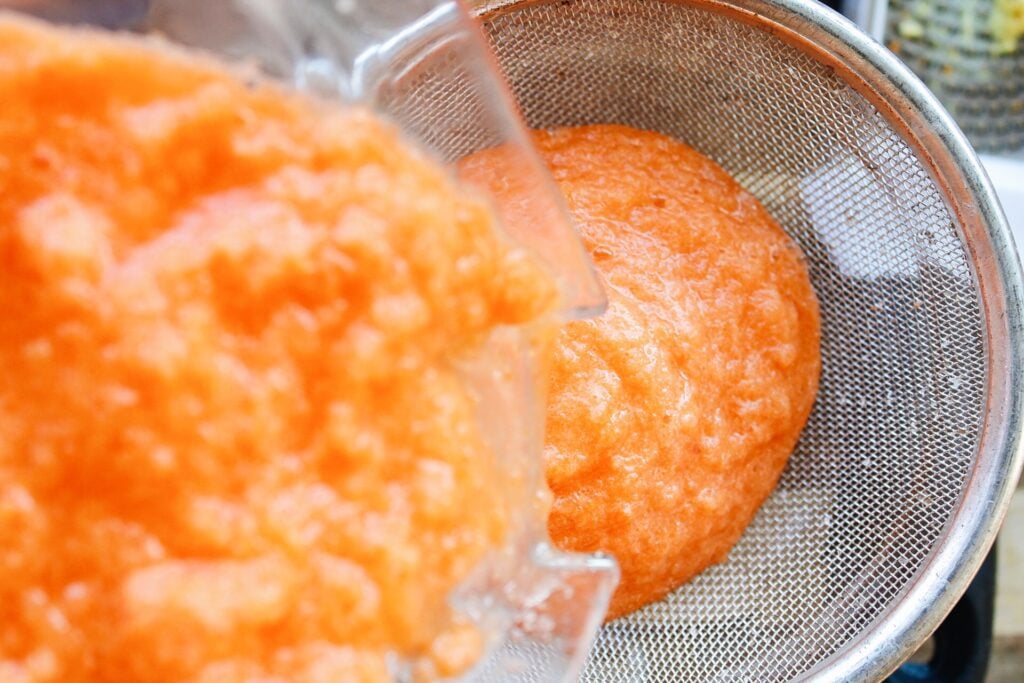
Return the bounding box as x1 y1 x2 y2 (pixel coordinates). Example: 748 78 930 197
7 1 1022 680
387 0 1024 679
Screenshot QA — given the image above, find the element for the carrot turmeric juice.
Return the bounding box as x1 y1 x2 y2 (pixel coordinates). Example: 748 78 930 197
462 124 821 619
0 14 556 682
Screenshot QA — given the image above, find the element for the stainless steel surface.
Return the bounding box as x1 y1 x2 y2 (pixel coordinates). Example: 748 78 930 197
883 0 1024 154
459 0 1023 680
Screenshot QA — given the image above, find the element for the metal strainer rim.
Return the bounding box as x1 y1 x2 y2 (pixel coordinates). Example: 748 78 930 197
473 0 1024 679
717 2 1024 679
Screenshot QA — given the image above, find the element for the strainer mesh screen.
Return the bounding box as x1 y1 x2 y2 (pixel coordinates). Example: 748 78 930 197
385 0 987 679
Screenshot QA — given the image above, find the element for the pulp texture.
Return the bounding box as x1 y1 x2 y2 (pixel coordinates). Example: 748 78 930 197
0 14 556 682
462 124 821 619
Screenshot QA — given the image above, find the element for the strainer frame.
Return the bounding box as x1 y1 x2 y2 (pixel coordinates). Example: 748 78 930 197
473 0 1024 679
740 2 1024 679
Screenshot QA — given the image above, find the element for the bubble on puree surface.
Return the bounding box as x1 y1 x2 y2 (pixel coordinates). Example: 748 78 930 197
461 124 821 619
0 14 558 682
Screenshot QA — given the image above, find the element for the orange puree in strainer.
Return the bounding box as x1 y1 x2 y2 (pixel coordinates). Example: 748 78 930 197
463 124 821 620
0 15 557 682
539 126 821 619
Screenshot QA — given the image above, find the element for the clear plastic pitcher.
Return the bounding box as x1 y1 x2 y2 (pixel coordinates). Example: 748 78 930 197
1 0 618 680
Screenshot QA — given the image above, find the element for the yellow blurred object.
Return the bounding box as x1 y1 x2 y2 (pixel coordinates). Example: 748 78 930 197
992 0 1024 53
